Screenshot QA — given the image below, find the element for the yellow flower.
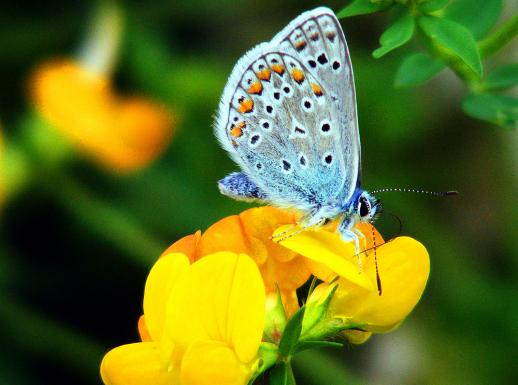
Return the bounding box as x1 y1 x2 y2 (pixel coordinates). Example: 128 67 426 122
278 222 430 333
30 59 174 173
195 206 311 316
101 251 265 385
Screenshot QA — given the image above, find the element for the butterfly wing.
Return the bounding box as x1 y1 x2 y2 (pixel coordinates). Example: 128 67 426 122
215 7 360 211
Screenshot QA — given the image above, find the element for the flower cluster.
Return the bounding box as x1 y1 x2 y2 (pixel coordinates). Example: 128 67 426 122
101 206 430 385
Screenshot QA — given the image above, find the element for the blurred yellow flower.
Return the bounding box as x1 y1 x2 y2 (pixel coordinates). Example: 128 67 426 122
101 251 265 385
30 59 174 173
278 223 430 333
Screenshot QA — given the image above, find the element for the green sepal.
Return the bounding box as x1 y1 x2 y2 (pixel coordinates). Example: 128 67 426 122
373 12 415 58
248 343 279 385
337 0 393 18
294 340 344 354
394 52 445 87
278 306 305 357
263 286 288 344
300 282 338 337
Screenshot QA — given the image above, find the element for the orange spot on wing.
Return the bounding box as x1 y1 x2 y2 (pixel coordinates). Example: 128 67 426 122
230 121 246 138
294 41 307 50
257 69 271 81
311 82 323 96
291 68 305 84
230 126 243 138
271 64 285 75
238 99 254 113
248 81 263 95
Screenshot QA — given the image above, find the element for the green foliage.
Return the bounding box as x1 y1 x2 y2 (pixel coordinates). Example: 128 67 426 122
418 15 482 78
337 0 392 18
462 94 518 129
418 0 450 14
339 0 518 130
483 63 518 90
395 52 445 87
373 12 415 58
443 0 503 39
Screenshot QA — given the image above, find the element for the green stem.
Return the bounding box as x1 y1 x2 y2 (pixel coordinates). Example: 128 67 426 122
0 298 105 381
479 12 518 58
57 177 166 267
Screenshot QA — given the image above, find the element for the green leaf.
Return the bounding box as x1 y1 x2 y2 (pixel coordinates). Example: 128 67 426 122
462 94 518 129
443 0 503 39
278 306 305 357
419 0 451 14
484 64 518 91
418 15 483 77
395 52 446 87
373 13 415 58
337 0 392 18
294 340 344 353
270 362 296 385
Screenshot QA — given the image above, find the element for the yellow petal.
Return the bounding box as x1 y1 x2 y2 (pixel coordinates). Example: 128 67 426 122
276 225 373 291
326 236 430 332
100 342 178 385
198 207 310 294
143 253 190 341
227 253 266 362
180 340 250 385
165 252 265 363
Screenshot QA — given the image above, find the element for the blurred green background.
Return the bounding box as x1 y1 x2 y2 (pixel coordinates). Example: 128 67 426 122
1 0 517 384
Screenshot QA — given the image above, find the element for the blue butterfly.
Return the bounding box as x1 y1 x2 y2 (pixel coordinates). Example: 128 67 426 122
214 7 380 255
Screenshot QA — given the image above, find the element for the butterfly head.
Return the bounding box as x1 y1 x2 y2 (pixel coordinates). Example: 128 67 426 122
355 191 381 224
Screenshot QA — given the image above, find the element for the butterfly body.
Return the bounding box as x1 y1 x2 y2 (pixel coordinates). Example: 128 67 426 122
215 7 380 251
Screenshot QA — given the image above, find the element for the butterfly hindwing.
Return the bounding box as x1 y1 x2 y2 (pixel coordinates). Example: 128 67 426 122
215 7 360 210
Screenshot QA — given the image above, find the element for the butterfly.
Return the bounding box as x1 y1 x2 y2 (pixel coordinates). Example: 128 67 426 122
214 7 381 256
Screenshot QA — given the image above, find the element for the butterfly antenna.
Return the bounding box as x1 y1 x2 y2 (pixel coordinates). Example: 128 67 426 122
371 188 458 196
384 211 403 237
371 223 382 296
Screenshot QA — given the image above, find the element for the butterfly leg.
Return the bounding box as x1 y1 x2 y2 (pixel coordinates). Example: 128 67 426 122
218 172 268 202
272 214 328 242
338 216 363 272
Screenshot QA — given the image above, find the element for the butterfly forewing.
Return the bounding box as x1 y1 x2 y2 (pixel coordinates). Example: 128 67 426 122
215 7 360 211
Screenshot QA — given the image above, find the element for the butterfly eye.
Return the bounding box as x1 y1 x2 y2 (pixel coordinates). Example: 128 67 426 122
359 197 371 217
